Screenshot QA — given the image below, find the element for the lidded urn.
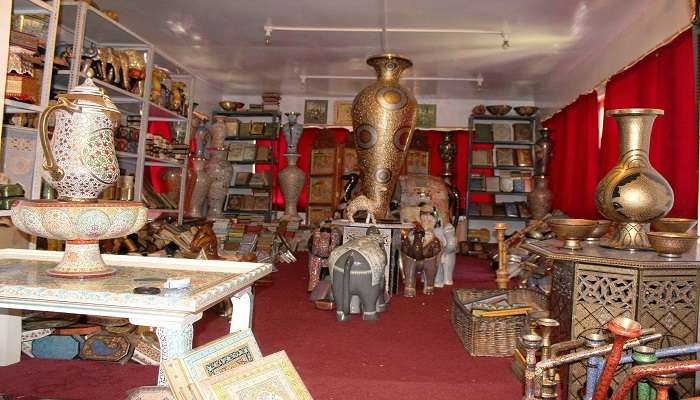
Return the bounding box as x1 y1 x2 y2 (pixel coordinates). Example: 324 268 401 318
595 108 674 250
39 76 121 201
346 54 417 221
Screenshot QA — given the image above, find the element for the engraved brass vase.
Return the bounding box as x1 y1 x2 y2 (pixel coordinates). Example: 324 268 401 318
594 109 674 250
348 54 417 220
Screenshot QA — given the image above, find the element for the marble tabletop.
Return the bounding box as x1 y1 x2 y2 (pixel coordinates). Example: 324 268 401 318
522 238 700 268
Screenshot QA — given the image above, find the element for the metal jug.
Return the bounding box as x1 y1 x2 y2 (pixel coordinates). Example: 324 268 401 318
39 77 121 201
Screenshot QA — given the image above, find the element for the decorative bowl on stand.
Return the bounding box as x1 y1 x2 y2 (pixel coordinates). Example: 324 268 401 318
219 101 244 112
646 232 698 258
548 219 597 250
11 200 147 278
486 105 512 116
585 220 612 242
651 218 697 233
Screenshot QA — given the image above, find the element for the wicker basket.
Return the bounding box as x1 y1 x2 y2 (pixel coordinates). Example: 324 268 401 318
451 288 548 357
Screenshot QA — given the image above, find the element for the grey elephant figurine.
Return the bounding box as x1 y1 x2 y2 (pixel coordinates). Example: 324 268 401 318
401 210 442 297
328 226 387 322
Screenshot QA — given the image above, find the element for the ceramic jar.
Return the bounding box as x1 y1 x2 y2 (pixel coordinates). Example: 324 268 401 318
38 77 121 201
185 156 211 218
528 175 552 220
209 115 227 150
595 108 674 250
205 149 233 218
348 54 417 220
282 112 303 153
278 153 305 221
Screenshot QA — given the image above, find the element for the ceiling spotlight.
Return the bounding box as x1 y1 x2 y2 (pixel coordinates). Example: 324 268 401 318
501 32 510 50
299 75 307 85
476 73 484 87
264 26 272 46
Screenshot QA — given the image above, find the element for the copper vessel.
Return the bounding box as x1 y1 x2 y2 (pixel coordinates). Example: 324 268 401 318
595 109 674 250
345 54 417 221
646 231 698 258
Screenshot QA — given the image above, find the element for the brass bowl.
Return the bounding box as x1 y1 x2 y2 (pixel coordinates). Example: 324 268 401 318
471 104 486 116
219 101 244 112
514 106 539 117
548 218 597 250
585 220 612 242
647 232 698 258
485 105 512 116
651 218 697 233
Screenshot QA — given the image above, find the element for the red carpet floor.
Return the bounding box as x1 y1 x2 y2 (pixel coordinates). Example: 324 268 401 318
0 254 522 399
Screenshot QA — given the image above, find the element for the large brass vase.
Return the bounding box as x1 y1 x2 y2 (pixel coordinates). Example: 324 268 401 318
595 108 674 250
349 54 417 220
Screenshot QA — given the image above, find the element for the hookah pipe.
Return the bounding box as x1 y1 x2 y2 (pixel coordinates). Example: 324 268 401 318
582 332 608 400
630 346 657 400
522 333 543 400
608 360 700 400
536 318 560 383
590 317 642 400
530 329 661 399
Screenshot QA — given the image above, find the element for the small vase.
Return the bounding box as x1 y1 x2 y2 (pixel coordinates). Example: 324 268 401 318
279 153 305 221
185 156 211 218
160 168 181 206
206 149 233 218
595 108 674 250
527 176 552 220
208 116 227 149
534 128 553 176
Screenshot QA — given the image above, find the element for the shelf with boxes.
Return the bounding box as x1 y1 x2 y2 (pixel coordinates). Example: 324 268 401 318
465 111 539 238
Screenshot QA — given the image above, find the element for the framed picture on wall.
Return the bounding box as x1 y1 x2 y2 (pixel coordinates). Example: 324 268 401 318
334 101 353 126
405 150 429 174
495 148 515 167
342 147 358 173
471 149 493 167
307 205 334 226
310 148 336 175
308 176 335 204
304 100 328 124
416 104 437 128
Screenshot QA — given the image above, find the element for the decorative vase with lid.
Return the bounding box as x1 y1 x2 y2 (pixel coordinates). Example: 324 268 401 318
595 108 674 250
344 54 417 221
279 154 305 221
206 149 233 218
282 112 303 153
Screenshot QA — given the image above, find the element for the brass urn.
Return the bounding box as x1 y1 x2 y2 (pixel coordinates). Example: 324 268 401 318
345 54 417 222
595 108 674 250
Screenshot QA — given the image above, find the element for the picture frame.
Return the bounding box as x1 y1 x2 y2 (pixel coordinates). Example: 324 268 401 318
234 172 252 187
469 174 484 191
513 123 533 142
225 194 243 211
495 148 515 167
249 122 265 136
310 148 336 175
304 99 328 125
492 123 513 142
515 149 533 167
485 176 500 192
307 205 334 226
405 150 429 174
334 100 353 126
474 124 493 142
342 147 358 173
416 104 437 128
308 176 335 204
471 149 493 167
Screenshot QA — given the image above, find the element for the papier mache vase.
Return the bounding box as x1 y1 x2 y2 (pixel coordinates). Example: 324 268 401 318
595 108 674 250
185 156 211 218
206 149 233 218
278 153 305 221
344 54 417 221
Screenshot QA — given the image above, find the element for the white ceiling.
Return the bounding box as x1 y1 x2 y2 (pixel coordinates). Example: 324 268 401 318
95 0 693 106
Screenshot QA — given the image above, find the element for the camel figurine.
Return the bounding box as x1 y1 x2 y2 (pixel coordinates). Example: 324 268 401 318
343 187 388 224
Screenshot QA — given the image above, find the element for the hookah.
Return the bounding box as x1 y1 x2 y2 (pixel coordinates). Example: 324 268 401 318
522 333 543 400
608 360 700 400
582 332 608 400
590 317 642 400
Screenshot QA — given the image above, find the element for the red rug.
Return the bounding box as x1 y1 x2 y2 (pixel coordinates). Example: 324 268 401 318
0 254 522 399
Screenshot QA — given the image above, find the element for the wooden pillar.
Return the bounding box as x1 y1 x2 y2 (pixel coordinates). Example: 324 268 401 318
494 223 509 289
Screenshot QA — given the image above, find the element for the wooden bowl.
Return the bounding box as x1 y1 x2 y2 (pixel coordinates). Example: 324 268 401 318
647 232 698 258
514 106 539 117
485 105 512 116
651 218 697 233
585 220 611 242
219 101 244 112
548 218 597 250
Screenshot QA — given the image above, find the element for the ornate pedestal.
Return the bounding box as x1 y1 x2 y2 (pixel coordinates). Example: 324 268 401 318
330 219 412 295
522 239 700 399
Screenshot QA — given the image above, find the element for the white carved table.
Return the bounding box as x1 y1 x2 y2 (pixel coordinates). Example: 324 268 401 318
0 249 272 385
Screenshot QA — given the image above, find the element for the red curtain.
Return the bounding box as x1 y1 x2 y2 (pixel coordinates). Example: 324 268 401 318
145 121 173 193
599 29 697 218
544 92 600 219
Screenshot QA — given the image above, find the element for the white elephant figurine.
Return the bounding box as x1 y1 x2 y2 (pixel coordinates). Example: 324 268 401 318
434 222 457 287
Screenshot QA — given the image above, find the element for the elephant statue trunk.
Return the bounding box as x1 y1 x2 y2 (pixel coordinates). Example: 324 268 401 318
339 255 353 321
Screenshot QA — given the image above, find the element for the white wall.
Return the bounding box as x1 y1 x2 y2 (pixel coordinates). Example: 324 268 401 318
219 94 536 127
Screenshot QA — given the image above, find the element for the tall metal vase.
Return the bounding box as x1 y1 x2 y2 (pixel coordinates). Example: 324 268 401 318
185 156 211 218
347 54 417 220
279 153 304 221
595 108 674 250
206 149 233 218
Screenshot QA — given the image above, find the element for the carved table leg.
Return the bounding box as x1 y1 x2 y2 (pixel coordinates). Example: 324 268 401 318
230 286 254 333
155 324 194 386
0 308 21 366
